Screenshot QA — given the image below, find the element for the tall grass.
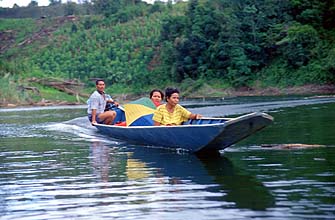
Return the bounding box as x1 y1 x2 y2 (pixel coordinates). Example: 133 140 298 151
0 73 22 104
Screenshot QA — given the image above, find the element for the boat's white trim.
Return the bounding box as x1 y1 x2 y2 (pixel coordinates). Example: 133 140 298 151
94 112 273 129
223 112 273 126
200 117 233 120
95 121 226 129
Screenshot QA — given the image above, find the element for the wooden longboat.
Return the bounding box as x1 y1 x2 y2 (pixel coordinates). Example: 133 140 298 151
94 112 273 153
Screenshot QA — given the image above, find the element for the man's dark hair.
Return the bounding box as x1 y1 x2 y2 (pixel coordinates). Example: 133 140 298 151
165 87 179 101
149 89 164 100
96 79 105 85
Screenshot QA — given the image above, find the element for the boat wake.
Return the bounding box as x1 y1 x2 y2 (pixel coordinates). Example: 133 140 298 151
44 116 120 145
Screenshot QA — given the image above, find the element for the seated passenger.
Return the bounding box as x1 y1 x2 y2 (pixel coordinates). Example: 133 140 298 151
87 79 118 125
152 87 202 126
149 89 164 107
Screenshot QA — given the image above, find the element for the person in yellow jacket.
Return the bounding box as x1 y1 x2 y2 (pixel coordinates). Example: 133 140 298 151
153 87 202 126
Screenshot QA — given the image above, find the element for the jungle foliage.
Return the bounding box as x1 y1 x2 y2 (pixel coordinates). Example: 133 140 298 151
159 0 335 87
0 0 334 104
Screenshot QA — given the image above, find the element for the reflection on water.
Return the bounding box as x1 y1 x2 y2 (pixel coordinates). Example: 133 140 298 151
237 102 335 146
90 141 112 182
197 153 275 210
0 97 335 219
131 148 275 211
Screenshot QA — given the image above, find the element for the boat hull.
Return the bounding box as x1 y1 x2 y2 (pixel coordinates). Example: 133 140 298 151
94 112 273 152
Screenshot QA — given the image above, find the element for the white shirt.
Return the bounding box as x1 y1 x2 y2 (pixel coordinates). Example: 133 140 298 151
87 91 106 114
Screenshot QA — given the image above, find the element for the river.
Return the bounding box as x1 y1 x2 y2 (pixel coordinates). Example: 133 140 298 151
1 96 334 219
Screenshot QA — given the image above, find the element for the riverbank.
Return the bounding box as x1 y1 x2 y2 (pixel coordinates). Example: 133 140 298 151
1 84 334 108
219 84 335 97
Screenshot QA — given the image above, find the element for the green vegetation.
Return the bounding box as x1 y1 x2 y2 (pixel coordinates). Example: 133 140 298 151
0 0 334 106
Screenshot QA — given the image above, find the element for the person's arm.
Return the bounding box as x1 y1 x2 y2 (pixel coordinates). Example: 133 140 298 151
152 107 163 126
190 113 202 120
107 97 119 106
91 109 97 125
179 105 202 120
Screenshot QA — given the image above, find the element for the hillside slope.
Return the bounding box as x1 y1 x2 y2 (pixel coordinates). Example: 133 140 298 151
1 0 334 107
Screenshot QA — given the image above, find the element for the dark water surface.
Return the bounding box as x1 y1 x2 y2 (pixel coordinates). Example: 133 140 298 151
1 97 334 219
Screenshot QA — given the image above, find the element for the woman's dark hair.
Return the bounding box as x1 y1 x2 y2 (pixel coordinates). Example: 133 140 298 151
149 89 164 100
165 87 179 101
95 79 105 85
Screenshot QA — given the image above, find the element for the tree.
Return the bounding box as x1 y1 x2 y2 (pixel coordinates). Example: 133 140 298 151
49 0 61 6
323 0 335 29
276 24 319 68
92 0 121 17
65 2 77 15
28 1 38 7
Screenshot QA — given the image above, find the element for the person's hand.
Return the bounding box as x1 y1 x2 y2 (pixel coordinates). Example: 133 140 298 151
195 114 202 119
114 101 119 107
